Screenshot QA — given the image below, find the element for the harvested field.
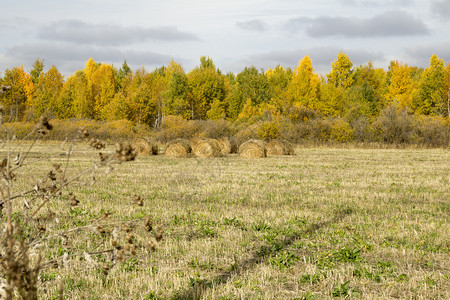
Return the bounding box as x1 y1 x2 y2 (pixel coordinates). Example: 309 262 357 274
1 143 449 299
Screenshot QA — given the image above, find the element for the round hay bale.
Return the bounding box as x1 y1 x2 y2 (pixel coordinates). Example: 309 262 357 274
238 139 267 158
132 139 159 156
217 137 232 155
132 139 152 156
165 139 191 157
192 139 222 157
267 139 295 156
189 136 206 150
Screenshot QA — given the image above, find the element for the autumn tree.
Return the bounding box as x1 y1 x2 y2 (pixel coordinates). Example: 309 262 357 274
187 56 227 119
0 66 33 121
318 82 345 117
286 55 320 109
59 71 91 119
106 67 167 125
414 54 447 115
29 59 44 85
28 65 64 119
163 60 190 119
91 63 117 119
444 63 450 117
266 65 292 114
327 52 354 89
227 66 269 120
116 59 132 87
385 61 415 109
345 62 386 121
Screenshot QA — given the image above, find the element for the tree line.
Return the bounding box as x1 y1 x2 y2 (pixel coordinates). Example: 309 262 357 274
0 53 449 127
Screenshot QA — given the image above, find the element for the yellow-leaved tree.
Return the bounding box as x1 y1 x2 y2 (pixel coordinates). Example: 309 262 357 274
327 52 354 89
28 65 64 119
414 54 447 116
286 55 320 109
0 66 33 121
385 61 415 109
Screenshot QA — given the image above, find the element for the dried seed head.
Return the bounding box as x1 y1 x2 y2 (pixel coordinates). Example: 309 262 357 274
126 233 134 244
37 116 53 131
147 240 156 251
144 217 153 232
102 263 110 275
117 250 124 262
89 138 106 150
121 223 132 233
0 158 7 169
115 142 137 162
47 170 57 181
38 224 46 233
133 195 144 206
103 211 111 219
53 163 62 173
99 152 109 165
79 128 90 140
155 227 163 242
69 193 79 206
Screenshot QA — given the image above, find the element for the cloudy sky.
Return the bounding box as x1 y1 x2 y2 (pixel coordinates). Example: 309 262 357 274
1 0 449 77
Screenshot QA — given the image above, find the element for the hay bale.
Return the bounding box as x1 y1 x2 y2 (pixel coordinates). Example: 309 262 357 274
192 139 222 157
217 137 232 155
132 139 159 156
165 139 191 157
189 136 206 150
218 137 238 154
266 139 295 156
238 139 267 158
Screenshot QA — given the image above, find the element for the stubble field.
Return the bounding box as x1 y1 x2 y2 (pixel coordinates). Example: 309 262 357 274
2 142 449 299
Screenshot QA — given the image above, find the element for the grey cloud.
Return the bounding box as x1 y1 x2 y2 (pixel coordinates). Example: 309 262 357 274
431 0 450 20
38 20 200 45
4 43 179 74
286 11 429 37
338 0 414 7
236 19 269 32
405 42 450 67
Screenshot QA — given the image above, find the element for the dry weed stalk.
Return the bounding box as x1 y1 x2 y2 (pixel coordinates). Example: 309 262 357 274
0 117 162 299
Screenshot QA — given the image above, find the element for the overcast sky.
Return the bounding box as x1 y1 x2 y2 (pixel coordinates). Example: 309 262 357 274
1 0 449 77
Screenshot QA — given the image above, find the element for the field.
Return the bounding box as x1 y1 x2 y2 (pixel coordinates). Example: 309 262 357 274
1 142 449 299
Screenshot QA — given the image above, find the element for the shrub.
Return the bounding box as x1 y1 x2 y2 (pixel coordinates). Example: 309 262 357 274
233 123 260 146
415 115 449 147
330 119 354 143
156 116 201 143
257 121 280 141
201 120 232 139
349 117 372 143
372 104 417 144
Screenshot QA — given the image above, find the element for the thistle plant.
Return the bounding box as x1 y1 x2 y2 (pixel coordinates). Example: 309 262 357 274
0 117 162 299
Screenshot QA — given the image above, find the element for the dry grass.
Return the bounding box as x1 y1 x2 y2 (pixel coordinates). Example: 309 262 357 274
1 143 449 299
